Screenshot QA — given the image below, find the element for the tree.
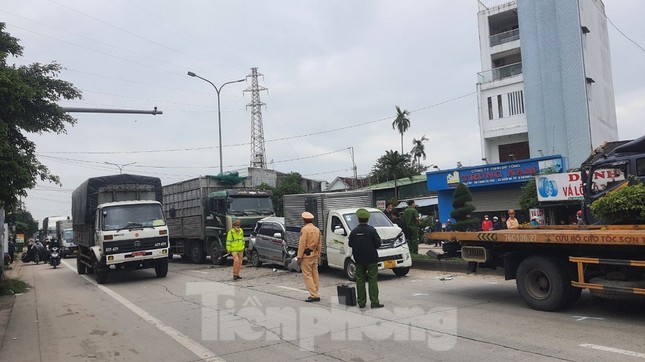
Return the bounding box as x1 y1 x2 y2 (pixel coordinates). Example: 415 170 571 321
518 178 539 211
450 183 479 231
370 150 411 200
589 181 645 224
259 173 306 216
5 208 38 238
0 23 82 212
410 135 428 166
392 106 410 154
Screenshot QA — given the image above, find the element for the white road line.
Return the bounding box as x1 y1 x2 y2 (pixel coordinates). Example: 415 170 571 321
580 343 645 359
277 285 310 293
61 260 224 362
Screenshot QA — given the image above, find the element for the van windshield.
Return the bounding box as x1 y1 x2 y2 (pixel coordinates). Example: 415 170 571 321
103 204 166 231
343 211 393 231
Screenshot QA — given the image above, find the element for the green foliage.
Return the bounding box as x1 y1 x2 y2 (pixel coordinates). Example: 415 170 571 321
260 173 305 216
0 23 82 211
410 135 428 166
588 181 645 224
518 178 538 211
5 209 38 237
392 106 411 154
370 150 426 184
450 183 479 231
0 278 28 295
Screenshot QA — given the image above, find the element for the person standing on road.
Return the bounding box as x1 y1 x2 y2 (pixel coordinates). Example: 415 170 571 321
297 211 322 302
226 220 245 280
402 200 420 254
506 209 519 229
349 208 384 309
383 202 394 220
433 219 442 247
8 238 16 264
492 216 503 230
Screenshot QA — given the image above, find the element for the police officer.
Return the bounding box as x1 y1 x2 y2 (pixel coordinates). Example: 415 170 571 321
349 208 384 309
226 220 245 280
298 212 321 302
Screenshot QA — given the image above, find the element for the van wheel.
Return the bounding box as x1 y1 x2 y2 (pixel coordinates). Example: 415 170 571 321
189 241 206 264
250 250 262 267
393 267 410 277
344 259 357 282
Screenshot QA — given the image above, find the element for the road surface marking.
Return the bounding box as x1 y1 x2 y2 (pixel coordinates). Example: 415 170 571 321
580 343 645 359
277 286 309 293
572 316 605 321
62 260 224 362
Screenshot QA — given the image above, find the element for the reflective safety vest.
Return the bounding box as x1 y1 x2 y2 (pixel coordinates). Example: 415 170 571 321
226 228 245 252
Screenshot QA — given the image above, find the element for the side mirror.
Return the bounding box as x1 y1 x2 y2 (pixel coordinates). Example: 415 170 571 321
333 228 346 236
273 232 282 238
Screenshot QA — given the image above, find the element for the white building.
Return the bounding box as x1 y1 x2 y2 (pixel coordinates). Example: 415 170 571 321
476 0 618 169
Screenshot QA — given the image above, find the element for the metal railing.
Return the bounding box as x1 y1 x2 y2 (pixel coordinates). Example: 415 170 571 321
490 28 520 46
477 62 522 84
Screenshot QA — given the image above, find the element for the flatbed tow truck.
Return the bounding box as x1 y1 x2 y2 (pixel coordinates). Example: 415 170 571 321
426 225 645 311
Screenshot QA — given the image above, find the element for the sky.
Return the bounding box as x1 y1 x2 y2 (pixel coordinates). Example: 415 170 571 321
2 0 644 223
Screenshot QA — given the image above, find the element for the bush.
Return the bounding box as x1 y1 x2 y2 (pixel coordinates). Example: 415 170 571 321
0 278 28 295
589 181 645 224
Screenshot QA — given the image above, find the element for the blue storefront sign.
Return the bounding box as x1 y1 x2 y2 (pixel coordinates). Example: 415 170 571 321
427 156 565 191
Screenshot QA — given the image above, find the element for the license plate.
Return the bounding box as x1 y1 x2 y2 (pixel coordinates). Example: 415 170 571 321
384 260 396 269
132 251 145 257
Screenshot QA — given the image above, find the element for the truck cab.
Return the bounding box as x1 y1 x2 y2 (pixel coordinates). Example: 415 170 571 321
325 207 412 281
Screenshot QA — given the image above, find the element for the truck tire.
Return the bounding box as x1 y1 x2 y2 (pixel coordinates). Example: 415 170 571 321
95 261 108 284
77 252 87 274
393 267 410 277
155 258 169 278
189 241 206 264
209 239 225 265
250 249 262 267
516 255 579 311
344 259 357 282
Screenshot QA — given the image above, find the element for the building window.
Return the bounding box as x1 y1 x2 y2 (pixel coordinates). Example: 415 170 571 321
499 142 530 162
497 95 503 118
487 97 493 120
507 90 525 116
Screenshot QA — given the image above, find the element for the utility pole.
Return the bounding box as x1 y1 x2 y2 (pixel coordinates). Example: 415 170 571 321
245 68 268 169
349 147 358 189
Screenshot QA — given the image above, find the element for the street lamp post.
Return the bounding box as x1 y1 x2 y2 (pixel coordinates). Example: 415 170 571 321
187 71 245 175
105 161 136 174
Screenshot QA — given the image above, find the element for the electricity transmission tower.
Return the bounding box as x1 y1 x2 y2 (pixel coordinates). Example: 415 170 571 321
245 67 268 169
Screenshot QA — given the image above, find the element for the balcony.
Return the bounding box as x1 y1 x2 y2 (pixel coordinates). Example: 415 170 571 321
490 28 519 47
478 62 522 84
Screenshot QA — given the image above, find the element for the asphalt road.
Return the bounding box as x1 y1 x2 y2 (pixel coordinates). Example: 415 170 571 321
1 255 645 362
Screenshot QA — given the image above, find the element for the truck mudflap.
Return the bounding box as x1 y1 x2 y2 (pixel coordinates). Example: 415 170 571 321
569 256 645 296
105 248 169 265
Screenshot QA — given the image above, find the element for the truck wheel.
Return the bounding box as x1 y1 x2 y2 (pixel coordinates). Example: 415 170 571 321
250 250 262 267
209 240 225 265
393 267 410 277
516 255 578 311
77 252 87 274
189 241 206 264
344 259 357 282
155 258 168 278
95 261 108 284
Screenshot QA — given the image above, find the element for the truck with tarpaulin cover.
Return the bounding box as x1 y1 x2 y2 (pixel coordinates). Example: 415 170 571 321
162 176 274 264
72 174 169 284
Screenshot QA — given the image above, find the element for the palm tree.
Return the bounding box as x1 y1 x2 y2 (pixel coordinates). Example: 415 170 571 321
410 135 429 166
392 106 411 154
382 150 408 200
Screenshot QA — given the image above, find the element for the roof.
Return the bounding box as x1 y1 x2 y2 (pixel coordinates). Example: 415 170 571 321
361 174 427 190
396 196 438 208
327 176 372 191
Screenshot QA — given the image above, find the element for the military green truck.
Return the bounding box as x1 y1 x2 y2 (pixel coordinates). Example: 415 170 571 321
162 176 274 264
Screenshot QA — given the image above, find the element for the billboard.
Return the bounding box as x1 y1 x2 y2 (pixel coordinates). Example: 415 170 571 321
536 171 625 202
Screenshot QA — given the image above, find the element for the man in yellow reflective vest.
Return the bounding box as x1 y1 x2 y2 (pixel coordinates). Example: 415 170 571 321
227 219 245 280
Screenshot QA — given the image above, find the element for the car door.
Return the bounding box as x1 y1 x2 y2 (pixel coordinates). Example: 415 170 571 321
325 214 348 268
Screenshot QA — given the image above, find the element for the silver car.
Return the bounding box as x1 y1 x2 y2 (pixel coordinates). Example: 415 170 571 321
248 217 297 270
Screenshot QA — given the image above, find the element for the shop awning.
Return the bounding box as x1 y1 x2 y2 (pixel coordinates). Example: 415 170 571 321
396 197 438 208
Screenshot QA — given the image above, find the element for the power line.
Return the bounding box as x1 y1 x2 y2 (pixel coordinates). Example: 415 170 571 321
592 0 645 53
38 92 476 155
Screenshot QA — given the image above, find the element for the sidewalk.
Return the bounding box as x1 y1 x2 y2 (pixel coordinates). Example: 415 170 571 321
0 260 25 357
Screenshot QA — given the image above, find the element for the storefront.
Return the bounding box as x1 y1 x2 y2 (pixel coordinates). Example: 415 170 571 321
426 155 566 225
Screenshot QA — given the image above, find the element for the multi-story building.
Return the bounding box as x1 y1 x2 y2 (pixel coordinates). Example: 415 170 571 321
476 0 618 169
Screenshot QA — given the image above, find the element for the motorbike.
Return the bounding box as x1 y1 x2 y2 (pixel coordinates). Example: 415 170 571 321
21 241 50 264
49 246 61 268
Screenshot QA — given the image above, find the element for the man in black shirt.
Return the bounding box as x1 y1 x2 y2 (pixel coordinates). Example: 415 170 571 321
348 208 384 309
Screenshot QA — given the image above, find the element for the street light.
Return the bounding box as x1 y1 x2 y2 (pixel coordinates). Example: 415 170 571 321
105 161 136 174
187 71 245 175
